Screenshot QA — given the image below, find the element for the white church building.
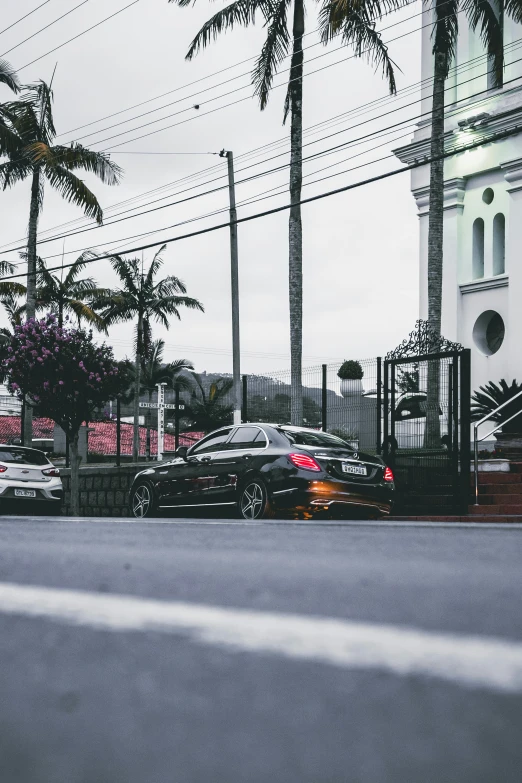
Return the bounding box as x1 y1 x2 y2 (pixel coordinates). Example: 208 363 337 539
395 8 522 395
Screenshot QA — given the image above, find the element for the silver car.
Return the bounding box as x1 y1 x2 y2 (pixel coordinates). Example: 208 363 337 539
0 445 63 510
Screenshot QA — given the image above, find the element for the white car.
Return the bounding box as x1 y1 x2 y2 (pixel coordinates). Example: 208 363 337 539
0 445 63 511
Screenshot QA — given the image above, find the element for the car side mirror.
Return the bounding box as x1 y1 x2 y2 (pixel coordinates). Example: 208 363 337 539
175 446 188 461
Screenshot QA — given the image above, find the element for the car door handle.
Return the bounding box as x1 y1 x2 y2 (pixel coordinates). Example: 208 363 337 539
158 470 168 474
199 455 212 462
242 453 253 460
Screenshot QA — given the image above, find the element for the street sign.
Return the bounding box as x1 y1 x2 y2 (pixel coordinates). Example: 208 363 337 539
139 403 184 410
139 391 185 460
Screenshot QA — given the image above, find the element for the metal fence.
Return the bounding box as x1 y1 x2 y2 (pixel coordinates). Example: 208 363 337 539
242 357 382 453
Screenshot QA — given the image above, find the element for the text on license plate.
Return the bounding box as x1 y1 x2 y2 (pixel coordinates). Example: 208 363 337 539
14 489 36 498
342 463 367 476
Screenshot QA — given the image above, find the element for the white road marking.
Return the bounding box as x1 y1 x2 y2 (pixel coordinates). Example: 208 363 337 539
0 582 522 693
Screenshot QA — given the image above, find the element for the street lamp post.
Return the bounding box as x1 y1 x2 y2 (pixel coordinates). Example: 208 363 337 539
220 149 241 425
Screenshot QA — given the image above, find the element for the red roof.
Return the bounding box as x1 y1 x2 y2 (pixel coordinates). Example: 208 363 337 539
0 416 203 456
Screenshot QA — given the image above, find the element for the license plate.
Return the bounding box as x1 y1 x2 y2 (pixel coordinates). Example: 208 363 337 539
342 463 367 476
14 489 36 498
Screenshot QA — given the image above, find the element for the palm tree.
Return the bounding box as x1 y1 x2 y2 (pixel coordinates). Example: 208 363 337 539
0 81 122 322
422 0 516 445
35 251 109 330
0 58 19 93
97 245 204 461
425 0 510 338
185 374 234 433
169 0 401 424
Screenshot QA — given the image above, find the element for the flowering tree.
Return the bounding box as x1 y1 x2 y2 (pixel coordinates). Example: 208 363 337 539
3 315 120 516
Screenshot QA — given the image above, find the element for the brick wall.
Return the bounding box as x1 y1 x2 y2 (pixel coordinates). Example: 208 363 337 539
60 464 149 517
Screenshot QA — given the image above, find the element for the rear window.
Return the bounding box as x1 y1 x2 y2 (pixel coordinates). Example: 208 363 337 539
0 447 49 466
281 429 354 449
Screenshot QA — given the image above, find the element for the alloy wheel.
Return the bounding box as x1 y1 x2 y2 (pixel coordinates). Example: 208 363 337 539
132 484 151 518
240 482 265 519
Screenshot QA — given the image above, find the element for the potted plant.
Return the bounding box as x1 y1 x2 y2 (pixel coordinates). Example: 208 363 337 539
337 360 364 398
471 379 522 459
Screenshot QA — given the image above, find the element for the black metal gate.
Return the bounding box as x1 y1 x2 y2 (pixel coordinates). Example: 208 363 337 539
383 322 471 515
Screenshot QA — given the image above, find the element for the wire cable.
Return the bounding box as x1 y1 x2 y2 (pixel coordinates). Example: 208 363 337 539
0 1 54 38
0 31 511 253
3 48 515 259
16 0 140 72
2 121 519 283
0 0 92 58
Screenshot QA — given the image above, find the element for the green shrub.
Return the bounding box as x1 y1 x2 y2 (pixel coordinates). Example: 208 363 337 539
337 360 363 380
471 379 522 434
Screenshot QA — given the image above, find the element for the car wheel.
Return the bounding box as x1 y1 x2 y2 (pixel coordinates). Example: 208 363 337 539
131 482 156 519
238 479 270 520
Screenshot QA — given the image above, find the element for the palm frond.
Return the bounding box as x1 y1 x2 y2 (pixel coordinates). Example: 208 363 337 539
66 299 109 333
504 0 522 24
0 281 27 297
50 143 122 186
146 244 167 286
252 0 291 109
109 256 140 294
319 1 401 93
0 260 16 277
185 0 271 59
44 163 104 223
430 0 459 63
0 160 33 190
0 58 20 93
463 0 503 84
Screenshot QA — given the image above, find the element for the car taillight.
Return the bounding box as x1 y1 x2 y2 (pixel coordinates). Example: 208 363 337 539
289 453 321 472
384 466 394 482
42 467 60 477
0 466 6 473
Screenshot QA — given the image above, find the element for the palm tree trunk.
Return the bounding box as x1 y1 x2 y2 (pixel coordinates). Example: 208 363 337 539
425 49 447 448
23 167 41 447
288 0 304 426
133 314 143 461
69 429 81 517
26 167 40 322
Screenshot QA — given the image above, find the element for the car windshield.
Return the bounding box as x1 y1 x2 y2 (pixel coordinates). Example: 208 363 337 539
281 429 354 450
0 447 49 466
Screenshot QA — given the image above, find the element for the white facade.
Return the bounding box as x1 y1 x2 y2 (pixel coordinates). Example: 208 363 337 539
395 9 522 394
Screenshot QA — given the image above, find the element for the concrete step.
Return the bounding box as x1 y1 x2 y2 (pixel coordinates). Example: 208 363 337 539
476 494 522 505
468 504 522 515
475 473 522 484
477 483 522 495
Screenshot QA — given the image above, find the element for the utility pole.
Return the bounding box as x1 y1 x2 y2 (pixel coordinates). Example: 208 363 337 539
219 149 241 426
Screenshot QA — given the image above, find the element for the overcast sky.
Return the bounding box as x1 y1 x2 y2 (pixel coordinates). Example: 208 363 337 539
0 0 422 379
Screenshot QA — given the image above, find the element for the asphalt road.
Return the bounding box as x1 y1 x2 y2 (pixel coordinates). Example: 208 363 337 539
0 516 522 783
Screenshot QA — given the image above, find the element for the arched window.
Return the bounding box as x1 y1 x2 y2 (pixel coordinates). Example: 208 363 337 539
493 212 505 275
472 218 485 279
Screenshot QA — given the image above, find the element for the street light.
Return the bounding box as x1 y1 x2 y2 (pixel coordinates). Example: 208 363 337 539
219 149 241 426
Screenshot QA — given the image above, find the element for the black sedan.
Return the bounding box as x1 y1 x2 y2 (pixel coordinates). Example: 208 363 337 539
130 424 394 520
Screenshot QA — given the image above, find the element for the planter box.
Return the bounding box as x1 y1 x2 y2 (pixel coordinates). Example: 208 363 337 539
471 459 510 473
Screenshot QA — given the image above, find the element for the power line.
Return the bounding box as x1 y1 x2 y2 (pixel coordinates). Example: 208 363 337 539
0 1 54 38
0 0 92 58
82 9 441 150
0 1 470 250
16 0 141 72
0 28 502 253
2 48 513 259
56 0 427 142
2 122 519 283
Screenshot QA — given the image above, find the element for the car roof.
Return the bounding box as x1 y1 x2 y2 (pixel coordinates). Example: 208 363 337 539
0 443 44 451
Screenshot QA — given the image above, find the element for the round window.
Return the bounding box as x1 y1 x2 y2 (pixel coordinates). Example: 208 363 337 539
473 310 505 355
482 187 494 205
